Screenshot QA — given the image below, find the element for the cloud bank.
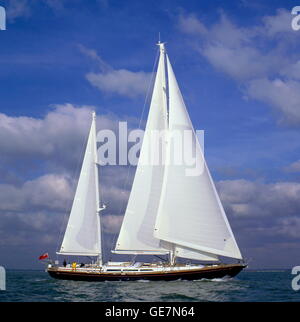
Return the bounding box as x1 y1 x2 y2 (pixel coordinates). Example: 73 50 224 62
1 103 300 268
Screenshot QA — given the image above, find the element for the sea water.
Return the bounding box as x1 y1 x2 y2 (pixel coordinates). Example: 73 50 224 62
0 269 299 302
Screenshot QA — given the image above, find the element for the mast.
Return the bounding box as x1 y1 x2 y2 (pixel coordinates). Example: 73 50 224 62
157 40 168 115
157 42 176 265
92 112 104 266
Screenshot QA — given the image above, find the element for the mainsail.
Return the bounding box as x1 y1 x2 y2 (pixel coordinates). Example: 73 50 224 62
115 42 242 261
114 43 169 255
57 112 103 259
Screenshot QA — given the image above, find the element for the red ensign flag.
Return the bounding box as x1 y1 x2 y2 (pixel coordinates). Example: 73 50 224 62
38 253 49 260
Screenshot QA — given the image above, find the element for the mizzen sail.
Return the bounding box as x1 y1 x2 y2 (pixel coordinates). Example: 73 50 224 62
58 113 102 257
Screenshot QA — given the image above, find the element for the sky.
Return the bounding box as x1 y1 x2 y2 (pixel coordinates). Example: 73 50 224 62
0 0 300 269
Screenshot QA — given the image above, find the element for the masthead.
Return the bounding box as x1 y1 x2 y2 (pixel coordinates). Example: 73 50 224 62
156 40 166 53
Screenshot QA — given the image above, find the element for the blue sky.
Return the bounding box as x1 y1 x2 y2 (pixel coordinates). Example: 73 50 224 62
1 0 300 269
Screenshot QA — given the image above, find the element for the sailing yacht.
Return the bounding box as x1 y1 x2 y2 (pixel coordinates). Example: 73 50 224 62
47 42 246 281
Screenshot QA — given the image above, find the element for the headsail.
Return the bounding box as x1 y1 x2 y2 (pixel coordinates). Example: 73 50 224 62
154 54 242 260
57 112 102 258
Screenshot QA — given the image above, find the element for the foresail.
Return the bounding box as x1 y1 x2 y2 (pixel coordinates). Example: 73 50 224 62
115 47 169 254
58 113 101 256
154 55 242 260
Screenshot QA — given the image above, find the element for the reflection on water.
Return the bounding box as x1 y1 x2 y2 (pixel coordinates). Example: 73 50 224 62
1 270 299 302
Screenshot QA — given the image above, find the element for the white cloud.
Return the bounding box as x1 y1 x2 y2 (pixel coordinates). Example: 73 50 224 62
0 103 119 171
284 160 300 173
261 8 293 36
0 103 141 213
0 174 73 212
178 13 207 35
5 0 31 21
78 44 112 73
79 45 152 98
86 69 151 98
280 60 300 81
5 0 68 22
276 216 300 238
246 78 300 125
178 9 300 126
0 104 90 157
201 44 269 80
214 178 300 261
218 179 300 219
